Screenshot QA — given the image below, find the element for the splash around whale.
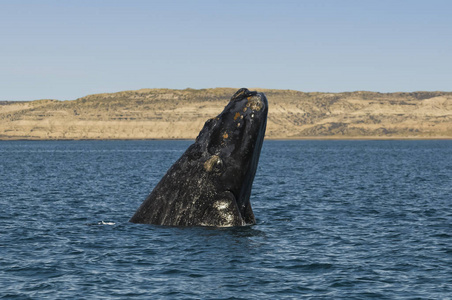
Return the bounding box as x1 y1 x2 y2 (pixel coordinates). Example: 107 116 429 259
129 88 268 227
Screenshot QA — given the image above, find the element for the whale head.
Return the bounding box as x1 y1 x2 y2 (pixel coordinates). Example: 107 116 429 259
130 88 268 226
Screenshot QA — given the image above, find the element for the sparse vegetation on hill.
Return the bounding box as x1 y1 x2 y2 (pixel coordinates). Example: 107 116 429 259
1 88 451 140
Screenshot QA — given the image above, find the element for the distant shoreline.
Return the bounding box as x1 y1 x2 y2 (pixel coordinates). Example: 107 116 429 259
1 88 451 140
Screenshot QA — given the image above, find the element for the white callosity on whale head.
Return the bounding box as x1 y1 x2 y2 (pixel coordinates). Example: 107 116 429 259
203 155 223 172
247 94 264 111
214 200 230 210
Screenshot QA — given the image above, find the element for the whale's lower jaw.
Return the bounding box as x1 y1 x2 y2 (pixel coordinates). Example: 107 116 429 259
129 88 268 226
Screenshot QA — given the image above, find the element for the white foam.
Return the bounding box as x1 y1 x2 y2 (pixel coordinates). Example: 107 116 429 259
99 221 115 225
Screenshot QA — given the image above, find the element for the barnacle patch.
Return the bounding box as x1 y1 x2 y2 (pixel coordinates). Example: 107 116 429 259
248 96 263 111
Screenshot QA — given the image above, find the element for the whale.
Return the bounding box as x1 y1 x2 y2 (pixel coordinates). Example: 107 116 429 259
129 88 268 227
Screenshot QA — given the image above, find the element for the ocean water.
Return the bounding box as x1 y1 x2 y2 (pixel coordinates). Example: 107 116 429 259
0 140 451 299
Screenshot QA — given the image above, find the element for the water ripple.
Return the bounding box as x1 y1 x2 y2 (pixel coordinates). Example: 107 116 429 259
1 140 451 299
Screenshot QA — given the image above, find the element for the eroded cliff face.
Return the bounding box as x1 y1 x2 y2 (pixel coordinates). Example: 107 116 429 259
1 88 451 140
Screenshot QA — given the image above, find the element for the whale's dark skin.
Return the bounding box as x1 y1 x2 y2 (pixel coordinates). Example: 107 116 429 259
129 88 268 227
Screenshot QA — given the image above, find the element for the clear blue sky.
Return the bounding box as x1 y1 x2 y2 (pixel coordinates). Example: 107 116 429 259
1 0 451 100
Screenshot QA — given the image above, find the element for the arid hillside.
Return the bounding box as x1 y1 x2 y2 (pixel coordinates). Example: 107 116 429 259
1 88 451 140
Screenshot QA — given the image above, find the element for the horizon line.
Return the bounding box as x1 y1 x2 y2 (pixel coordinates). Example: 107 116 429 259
2 87 452 102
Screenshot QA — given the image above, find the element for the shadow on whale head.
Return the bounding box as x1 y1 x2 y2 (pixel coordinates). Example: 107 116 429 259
130 88 268 227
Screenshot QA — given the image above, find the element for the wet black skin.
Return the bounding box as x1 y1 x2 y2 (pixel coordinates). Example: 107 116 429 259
129 88 268 226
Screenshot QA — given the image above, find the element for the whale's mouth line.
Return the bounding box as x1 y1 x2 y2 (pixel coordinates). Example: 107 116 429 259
228 98 267 223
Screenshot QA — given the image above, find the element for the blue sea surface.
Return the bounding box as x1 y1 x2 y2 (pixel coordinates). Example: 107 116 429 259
1 140 451 299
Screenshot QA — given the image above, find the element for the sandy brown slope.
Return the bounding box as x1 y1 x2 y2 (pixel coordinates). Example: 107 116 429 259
1 88 451 140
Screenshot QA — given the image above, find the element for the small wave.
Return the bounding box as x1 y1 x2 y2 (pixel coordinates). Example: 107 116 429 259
86 221 116 226
99 221 115 225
